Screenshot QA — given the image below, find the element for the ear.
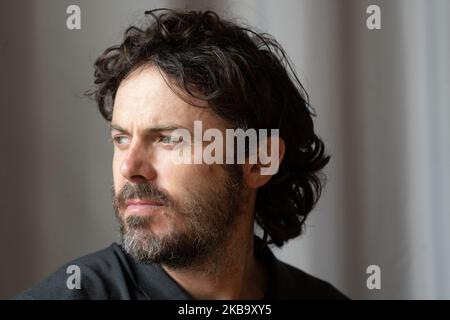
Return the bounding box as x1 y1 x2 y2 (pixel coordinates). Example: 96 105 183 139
243 136 285 189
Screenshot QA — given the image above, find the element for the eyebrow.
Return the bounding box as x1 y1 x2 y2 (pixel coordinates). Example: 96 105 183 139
109 123 190 135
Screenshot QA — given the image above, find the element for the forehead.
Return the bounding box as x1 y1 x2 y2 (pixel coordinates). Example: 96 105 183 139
112 65 222 130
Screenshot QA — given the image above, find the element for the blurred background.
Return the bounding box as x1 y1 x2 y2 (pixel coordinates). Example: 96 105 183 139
1 0 449 299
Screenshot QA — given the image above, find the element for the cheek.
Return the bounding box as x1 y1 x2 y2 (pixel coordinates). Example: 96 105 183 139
155 156 191 194
112 152 124 192
158 154 225 195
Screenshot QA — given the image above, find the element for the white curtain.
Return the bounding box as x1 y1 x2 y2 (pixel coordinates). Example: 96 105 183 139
266 0 450 299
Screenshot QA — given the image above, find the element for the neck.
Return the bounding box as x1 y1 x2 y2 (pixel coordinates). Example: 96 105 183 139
162 214 267 299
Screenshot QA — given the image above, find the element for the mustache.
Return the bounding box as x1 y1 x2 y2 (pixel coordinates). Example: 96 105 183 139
113 182 173 210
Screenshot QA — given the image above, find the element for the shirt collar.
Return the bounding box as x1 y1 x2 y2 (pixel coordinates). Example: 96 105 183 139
123 235 288 300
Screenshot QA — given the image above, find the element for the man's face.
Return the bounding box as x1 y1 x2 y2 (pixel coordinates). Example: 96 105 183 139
111 65 244 268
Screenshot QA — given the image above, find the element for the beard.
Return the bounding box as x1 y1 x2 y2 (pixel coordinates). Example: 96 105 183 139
112 165 244 270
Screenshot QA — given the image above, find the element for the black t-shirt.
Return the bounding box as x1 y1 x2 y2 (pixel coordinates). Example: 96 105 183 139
13 237 348 300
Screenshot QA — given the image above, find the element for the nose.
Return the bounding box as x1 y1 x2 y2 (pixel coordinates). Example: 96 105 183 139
120 142 157 183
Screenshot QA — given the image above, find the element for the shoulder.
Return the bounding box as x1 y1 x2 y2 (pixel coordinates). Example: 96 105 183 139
274 260 349 300
12 243 135 300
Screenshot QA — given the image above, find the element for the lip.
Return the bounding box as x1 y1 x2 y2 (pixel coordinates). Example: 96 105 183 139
125 200 165 217
125 199 164 206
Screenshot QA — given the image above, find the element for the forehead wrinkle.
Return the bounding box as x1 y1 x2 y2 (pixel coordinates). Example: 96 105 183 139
113 65 228 134
113 67 186 127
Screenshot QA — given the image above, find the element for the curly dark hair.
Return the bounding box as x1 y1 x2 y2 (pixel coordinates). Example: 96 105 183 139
87 8 330 247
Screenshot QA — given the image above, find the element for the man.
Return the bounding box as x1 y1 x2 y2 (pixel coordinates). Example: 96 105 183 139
14 8 347 300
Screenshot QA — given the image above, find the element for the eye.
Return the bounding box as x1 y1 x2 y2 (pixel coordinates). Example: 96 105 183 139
112 135 130 146
159 135 183 144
